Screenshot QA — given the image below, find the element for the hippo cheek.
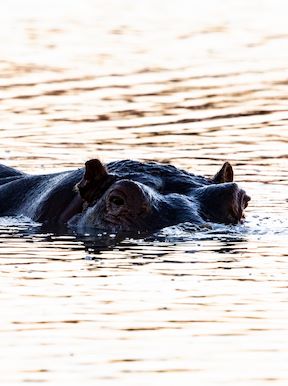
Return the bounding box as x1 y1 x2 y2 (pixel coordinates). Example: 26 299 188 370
103 180 151 229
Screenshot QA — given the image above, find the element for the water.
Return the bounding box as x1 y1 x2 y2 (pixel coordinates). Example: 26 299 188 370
0 0 288 384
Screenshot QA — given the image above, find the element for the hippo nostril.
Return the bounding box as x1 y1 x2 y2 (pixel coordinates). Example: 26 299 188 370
109 195 125 206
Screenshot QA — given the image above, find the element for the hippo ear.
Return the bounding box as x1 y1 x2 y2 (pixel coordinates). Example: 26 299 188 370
84 159 108 182
212 162 234 183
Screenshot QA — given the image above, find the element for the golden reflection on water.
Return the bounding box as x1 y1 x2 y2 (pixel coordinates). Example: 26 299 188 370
0 0 288 385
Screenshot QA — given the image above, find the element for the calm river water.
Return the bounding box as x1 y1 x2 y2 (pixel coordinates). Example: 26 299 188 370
0 0 288 385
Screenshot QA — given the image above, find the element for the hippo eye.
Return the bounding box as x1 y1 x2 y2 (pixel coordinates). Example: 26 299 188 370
109 195 125 206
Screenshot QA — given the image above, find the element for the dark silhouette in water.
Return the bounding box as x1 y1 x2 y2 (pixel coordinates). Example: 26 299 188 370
0 160 250 232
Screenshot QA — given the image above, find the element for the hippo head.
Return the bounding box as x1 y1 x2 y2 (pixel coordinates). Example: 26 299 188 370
71 159 250 232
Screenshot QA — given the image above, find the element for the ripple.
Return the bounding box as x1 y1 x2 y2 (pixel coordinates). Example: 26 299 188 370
1 0 288 385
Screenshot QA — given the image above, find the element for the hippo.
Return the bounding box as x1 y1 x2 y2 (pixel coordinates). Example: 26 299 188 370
0 160 250 232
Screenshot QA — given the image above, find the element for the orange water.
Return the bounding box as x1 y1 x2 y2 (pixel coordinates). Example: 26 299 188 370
0 0 288 385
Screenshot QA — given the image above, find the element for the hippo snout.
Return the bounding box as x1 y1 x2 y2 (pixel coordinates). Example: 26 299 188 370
195 182 251 225
233 188 251 223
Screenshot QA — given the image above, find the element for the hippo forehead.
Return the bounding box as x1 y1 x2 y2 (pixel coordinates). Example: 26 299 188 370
106 161 212 194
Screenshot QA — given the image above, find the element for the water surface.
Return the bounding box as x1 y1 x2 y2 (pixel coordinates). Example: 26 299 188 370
0 0 288 385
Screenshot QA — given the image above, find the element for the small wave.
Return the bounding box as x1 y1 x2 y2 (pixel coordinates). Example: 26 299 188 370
155 214 288 242
155 221 247 242
244 214 288 236
0 215 40 234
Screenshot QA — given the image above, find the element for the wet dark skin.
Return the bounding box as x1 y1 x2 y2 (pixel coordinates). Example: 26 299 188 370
0 160 250 231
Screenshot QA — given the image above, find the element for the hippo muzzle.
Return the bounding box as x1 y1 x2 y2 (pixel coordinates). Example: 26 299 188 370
194 182 251 225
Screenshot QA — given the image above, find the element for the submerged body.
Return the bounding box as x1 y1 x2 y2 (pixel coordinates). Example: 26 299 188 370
0 160 250 232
